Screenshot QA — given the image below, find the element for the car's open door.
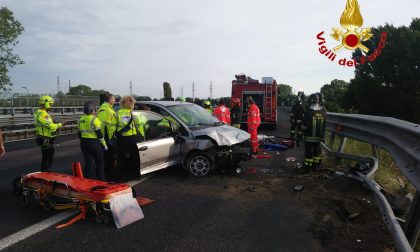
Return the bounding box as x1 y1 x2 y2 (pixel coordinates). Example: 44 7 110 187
133 111 181 175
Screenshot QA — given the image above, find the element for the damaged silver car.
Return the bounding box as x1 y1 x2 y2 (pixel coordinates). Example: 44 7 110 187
115 101 250 177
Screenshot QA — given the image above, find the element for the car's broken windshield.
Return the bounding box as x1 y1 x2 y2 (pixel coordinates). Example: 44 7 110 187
167 104 220 128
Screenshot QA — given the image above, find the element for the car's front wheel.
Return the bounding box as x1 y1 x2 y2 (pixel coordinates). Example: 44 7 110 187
185 151 214 177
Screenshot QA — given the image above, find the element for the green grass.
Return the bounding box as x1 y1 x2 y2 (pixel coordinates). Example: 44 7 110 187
324 132 415 196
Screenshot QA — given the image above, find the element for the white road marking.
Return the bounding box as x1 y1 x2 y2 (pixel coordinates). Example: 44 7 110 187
0 174 153 251
125 174 153 187
0 210 78 251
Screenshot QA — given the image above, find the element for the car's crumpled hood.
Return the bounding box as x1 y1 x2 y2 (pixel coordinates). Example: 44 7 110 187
191 125 250 146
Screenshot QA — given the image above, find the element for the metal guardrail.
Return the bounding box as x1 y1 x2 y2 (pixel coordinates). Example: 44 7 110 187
0 106 84 116
0 111 82 142
0 96 99 108
324 112 420 252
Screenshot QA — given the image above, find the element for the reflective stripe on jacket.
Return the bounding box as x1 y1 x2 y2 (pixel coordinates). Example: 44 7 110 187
302 109 326 143
212 105 231 124
34 109 62 137
116 109 146 137
78 114 106 146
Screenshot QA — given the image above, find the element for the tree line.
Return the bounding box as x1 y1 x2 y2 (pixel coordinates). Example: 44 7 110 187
282 18 420 124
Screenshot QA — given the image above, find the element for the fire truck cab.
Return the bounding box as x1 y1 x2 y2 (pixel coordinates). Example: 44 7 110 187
231 74 278 130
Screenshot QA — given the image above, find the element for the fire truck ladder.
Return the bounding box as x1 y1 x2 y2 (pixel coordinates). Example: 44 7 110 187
265 82 273 120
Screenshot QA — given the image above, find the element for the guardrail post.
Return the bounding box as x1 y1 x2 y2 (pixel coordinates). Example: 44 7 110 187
404 192 420 248
328 132 336 150
371 144 378 159
337 135 347 153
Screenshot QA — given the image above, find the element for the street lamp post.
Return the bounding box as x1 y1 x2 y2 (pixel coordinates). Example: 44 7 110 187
22 87 29 107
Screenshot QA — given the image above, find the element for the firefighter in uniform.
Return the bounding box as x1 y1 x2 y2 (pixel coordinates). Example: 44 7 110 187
97 94 117 180
247 97 261 153
231 98 242 128
78 102 107 180
203 101 213 113
212 100 231 125
115 96 146 181
34 95 65 171
301 94 326 172
290 97 305 146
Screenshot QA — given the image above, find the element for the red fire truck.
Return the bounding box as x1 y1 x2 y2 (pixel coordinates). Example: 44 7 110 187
231 74 278 130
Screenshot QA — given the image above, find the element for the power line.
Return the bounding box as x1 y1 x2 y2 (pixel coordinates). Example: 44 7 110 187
57 76 60 94
192 82 195 102
210 81 213 99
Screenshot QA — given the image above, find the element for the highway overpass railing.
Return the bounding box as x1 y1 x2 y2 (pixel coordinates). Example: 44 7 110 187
324 113 420 252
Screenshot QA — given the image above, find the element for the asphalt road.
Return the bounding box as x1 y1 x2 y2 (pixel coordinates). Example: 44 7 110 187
0 110 390 251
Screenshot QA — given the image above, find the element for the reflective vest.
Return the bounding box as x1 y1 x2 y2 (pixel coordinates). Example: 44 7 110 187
97 102 117 142
34 109 62 137
116 109 146 137
78 114 106 147
212 105 231 124
247 104 261 127
302 109 326 143
205 108 213 113
158 116 179 129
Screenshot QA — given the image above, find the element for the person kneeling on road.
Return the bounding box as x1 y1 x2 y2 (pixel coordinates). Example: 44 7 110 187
78 101 107 180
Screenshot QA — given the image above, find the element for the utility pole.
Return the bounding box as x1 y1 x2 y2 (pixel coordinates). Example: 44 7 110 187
181 86 184 98
68 80 71 93
57 76 60 94
192 82 195 102
129 80 133 97
210 81 213 99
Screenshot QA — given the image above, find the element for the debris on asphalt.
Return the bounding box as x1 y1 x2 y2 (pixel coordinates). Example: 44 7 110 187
252 154 272 159
356 239 362 243
246 167 257 174
286 157 296 162
406 192 414 202
362 198 371 204
396 176 405 188
247 186 256 192
323 214 332 222
294 185 304 191
349 212 361 219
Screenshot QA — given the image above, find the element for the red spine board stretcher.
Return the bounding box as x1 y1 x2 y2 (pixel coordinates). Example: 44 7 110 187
20 172 146 228
23 172 132 202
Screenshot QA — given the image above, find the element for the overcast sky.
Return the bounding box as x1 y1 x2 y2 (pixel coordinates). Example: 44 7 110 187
3 0 419 99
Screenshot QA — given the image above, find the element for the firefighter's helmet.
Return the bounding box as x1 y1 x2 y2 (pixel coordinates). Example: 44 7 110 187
204 100 211 106
39 95 54 109
316 92 325 105
308 93 319 105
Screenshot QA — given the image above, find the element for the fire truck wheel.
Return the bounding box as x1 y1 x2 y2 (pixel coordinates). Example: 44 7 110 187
268 123 277 130
185 151 215 177
43 197 55 211
20 192 30 206
12 175 23 195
